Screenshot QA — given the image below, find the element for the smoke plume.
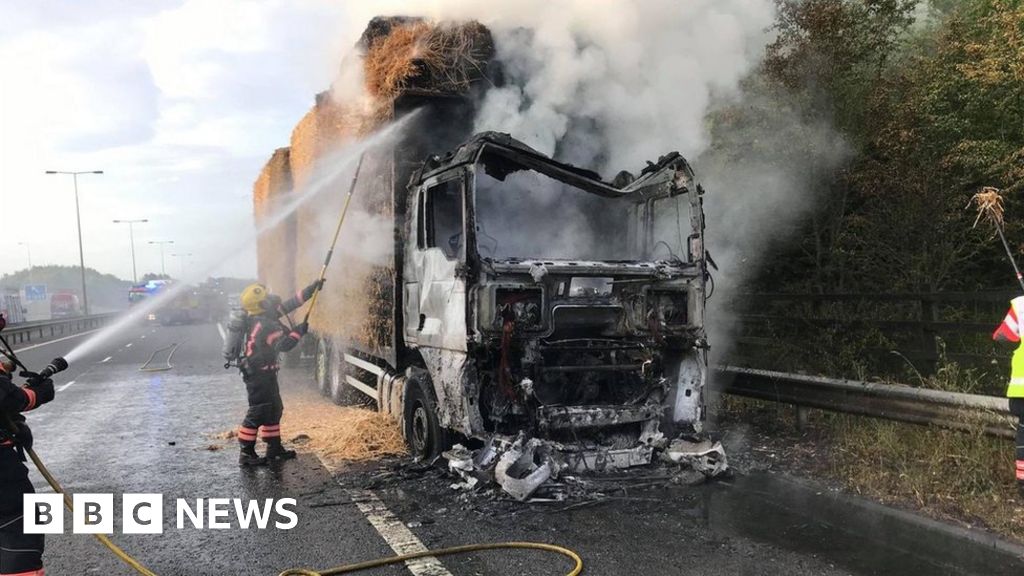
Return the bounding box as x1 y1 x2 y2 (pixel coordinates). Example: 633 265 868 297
317 1 849 360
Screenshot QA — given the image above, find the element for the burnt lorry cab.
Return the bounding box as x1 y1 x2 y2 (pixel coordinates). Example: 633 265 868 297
395 132 710 467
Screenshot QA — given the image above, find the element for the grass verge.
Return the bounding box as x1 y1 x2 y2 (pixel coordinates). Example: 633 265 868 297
718 396 1024 542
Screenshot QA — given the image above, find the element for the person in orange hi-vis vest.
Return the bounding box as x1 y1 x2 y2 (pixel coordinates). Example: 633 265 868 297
992 295 1024 496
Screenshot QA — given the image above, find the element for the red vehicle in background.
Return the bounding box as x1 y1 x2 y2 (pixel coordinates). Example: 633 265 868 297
50 291 81 318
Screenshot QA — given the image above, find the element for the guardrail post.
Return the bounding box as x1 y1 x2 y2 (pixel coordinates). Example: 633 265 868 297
795 405 809 432
919 292 938 371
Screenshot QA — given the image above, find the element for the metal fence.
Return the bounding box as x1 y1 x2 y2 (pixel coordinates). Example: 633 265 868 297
3 313 118 347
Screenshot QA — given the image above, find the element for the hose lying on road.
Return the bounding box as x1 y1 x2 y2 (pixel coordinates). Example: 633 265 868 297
139 343 180 372
23 446 160 576
23 443 584 576
277 542 584 576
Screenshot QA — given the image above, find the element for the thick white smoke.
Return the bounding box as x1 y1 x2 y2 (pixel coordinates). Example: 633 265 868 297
343 0 776 172
323 1 848 366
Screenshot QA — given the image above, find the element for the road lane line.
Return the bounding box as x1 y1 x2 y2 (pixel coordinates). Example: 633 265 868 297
100 356 112 363
217 322 227 342
314 454 451 576
57 380 76 392
125 342 133 348
12 328 102 353
344 489 453 576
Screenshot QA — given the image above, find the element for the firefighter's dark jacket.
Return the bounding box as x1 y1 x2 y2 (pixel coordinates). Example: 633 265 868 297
0 372 45 448
0 375 34 412
242 282 317 372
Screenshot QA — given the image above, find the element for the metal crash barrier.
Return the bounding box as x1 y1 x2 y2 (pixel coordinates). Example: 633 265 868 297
3 313 118 347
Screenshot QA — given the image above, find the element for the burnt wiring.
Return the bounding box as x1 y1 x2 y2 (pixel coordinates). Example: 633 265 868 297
652 240 682 264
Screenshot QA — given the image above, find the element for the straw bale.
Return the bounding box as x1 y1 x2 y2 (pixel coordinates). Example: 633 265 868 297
290 94 377 338
253 147 296 294
279 19 493 348
299 145 395 352
363 19 493 104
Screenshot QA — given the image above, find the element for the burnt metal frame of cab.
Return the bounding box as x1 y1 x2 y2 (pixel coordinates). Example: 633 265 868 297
405 131 710 442
412 130 708 271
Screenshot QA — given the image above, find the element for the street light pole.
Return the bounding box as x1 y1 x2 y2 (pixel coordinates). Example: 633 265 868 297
46 169 103 315
17 242 32 283
113 219 148 284
171 253 192 279
149 240 174 276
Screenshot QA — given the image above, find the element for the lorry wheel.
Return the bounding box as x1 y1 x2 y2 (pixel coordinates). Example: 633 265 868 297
315 338 332 397
403 370 450 462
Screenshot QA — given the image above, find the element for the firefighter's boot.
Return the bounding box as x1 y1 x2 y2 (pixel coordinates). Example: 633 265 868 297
239 443 266 467
265 438 296 461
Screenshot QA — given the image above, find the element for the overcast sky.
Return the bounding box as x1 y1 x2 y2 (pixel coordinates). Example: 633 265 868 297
0 1 355 282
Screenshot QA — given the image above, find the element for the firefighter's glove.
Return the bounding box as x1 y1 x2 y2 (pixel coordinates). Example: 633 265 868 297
314 278 326 291
24 378 54 408
294 322 309 336
299 279 324 303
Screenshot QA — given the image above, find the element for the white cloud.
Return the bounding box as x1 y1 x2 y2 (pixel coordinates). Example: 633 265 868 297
0 1 347 283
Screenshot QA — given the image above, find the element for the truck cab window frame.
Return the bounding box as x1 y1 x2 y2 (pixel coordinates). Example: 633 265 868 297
423 176 465 261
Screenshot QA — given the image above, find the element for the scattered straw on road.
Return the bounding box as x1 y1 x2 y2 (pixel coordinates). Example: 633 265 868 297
212 383 406 466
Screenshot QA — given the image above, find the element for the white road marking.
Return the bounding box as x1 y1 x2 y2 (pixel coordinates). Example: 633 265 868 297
125 342 133 348
140 335 146 340
100 356 112 363
217 322 227 342
57 380 76 392
11 328 102 353
345 489 452 576
315 454 451 576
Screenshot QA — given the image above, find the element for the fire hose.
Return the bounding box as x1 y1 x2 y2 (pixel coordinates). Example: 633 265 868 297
18 440 583 576
0 352 583 574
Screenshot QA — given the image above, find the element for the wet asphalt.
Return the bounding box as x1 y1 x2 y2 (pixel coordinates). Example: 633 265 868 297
10 322 1024 575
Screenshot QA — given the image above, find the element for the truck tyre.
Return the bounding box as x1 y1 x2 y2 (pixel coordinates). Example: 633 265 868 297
330 356 369 407
403 370 450 462
315 337 332 397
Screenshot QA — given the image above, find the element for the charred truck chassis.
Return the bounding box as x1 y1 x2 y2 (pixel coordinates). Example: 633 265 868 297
314 129 716 491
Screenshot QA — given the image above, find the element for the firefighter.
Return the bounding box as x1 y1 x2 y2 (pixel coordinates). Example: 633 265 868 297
0 360 55 576
235 279 323 466
993 295 1024 496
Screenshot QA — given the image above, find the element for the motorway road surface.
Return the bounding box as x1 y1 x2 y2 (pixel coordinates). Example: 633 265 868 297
10 322 1024 575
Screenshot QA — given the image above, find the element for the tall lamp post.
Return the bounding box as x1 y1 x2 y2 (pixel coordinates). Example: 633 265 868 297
171 253 193 279
45 169 103 315
17 242 32 282
113 219 147 284
149 240 174 276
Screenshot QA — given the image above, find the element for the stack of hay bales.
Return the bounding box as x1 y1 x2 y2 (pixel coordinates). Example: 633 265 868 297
260 16 494 352
289 92 373 344
252 147 295 295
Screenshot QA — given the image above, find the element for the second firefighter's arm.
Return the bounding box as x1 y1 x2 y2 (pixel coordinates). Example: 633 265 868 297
279 280 324 315
0 372 53 412
993 305 1021 343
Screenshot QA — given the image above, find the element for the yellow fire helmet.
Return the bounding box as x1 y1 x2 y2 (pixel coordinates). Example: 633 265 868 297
240 283 269 315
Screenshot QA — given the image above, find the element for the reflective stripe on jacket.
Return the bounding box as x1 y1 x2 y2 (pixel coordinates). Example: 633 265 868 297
995 296 1024 398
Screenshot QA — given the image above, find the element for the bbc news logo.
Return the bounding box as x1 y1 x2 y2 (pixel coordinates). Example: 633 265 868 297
24 495 298 534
